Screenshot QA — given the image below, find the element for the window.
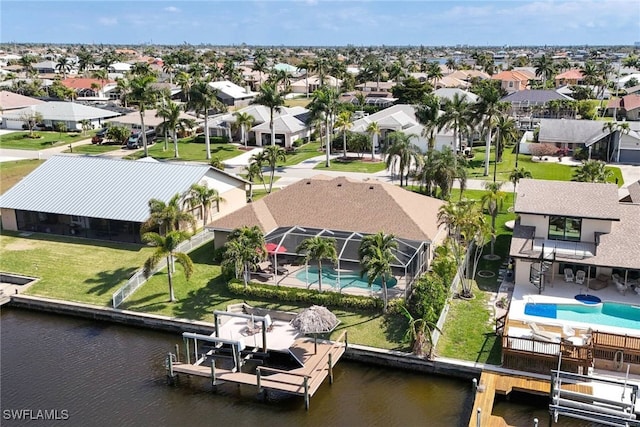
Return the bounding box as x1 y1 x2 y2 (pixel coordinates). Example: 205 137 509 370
548 216 582 241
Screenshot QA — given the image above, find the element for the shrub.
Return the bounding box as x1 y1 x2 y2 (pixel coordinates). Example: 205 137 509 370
193 134 229 144
227 280 383 311
529 143 558 159
406 274 447 324
293 138 305 148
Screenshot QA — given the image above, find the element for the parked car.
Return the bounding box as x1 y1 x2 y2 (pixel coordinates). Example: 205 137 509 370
127 129 156 149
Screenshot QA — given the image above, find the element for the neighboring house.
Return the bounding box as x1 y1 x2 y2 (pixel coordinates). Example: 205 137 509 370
208 175 447 292
0 90 45 117
0 156 249 243
355 81 395 93
290 75 342 94
624 85 640 96
501 90 575 129
60 77 116 100
2 101 121 131
554 69 585 87
341 91 397 108
208 80 256 108
105 108 200 131
208 104 311 148
491 70 535 93
350 104 454 153
620 180 640 203
433 88 479 106
536 118 640 163
32 60 57 74
507 179 640 373
446 69 491 82
606 94 640 121
108 62 133 73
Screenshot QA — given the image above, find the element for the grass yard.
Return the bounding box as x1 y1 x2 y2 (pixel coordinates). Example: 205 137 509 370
284 98 312 108
280 142 322 166
0 231 153 306
0 159 44 194
65 143 124 154
124 137 244 162
0 131 90 150
314 157 387 173
466 145 623 185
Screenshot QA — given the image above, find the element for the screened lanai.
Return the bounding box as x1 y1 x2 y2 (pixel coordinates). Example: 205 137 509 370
263 226 430 298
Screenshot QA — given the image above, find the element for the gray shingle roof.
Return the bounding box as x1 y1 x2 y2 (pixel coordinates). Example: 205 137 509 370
538 118 611 146
515 179 620 221
501 90 573 105
0 156 211 222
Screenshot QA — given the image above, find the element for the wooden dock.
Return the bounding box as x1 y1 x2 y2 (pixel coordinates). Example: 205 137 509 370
170 332 346 409
468 371 593 427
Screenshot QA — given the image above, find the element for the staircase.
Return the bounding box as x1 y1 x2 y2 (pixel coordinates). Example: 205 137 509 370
530 245 555 294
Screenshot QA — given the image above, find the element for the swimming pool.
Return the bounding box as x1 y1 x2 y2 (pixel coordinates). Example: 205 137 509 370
295 267 398 291
524 302 640 330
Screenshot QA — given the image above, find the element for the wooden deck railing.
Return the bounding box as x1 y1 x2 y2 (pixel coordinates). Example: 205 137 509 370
502 335 593 375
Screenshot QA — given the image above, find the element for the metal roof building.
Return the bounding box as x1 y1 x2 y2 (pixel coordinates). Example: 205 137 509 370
0 156 248 243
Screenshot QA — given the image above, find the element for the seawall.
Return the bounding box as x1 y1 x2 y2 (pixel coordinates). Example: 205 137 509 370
7 294 484 380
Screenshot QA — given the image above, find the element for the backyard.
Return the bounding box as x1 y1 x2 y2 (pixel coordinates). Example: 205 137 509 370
0 131 90 150
314 157 387 173
0 159 43 194
123 136 244 161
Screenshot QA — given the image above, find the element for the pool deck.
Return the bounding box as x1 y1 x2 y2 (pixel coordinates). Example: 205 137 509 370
509 277 640 338
253 264 407 300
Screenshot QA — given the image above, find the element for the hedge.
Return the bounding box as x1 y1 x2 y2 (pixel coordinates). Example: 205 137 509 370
227 280 384 311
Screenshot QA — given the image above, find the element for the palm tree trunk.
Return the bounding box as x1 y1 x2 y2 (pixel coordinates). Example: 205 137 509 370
242 124 247 148
484 126 492 176
343 132 347 159
268 166 275 193
371 134 376 160
318 260 323 292
243 261 249 288
382 278 388 313
270 109 275 146
204 115 211 160
140 111 148 157
173 131 179 158
167 255 176 302
325 117 331 167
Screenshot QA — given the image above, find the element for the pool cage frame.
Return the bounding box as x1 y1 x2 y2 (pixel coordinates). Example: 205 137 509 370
264 226 431 299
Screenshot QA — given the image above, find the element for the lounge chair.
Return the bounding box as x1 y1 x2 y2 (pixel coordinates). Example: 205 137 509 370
529 322 559 342
575 270 586 285
564 268 575 283
612 274 628 295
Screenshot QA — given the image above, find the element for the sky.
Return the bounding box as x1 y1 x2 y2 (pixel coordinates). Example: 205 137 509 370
1 1 639 47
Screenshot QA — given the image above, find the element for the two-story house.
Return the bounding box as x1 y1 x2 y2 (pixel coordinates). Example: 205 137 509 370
510 179 640 293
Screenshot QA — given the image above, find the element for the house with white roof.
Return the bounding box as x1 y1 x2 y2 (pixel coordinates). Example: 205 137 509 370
208 104 311 148
290 75 342 94
2 101 121 131
209 80 256 108
350 104 454 153
0 156 249 243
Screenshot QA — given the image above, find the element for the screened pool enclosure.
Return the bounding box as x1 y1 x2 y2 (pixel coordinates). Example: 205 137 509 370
263 226 431 298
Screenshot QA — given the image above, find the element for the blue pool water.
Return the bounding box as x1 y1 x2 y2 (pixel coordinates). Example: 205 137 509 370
525 302 640 330
295 267 398 291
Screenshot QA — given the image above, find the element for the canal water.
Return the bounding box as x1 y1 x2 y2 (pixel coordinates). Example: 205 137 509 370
0 309 591 426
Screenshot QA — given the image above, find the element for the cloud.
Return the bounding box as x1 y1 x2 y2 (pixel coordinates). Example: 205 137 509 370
98 17 117 26
163 6 180 13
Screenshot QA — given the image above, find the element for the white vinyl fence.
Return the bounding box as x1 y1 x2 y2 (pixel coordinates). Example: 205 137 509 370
112 230 215 308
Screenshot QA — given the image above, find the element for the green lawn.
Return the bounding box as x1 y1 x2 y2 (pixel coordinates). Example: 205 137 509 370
280 142 322 166
1 231 153 306
0 159 44 194
65 143 124 154
466 145 622 185
0 131 90 150
314 158 387 173
124 137 244 162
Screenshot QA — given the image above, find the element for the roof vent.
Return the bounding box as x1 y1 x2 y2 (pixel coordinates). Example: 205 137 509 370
369 186 374 190
306 181 311 185
337 183 342 187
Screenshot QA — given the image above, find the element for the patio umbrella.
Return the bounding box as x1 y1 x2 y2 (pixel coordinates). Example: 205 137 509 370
265 242 287 254
290 305 340 354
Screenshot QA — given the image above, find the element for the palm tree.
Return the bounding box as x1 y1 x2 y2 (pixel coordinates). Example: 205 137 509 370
474 82 505 176
365 59 385 91
308 86 340 167
400 306 440 358
358 232 398 313
248 151 268 193
142 193 196 235
143 230 193 302
437 93 472 169
222 226 267 288
296 237 337 292
91 69 109 93
253 82 285 147
481 181 506 256
508 167 532 206
366 121 381 160
297 57 316 98
129 74 158 157
573 160 613 183
415 93 440 152
385 131 422 187
251 53 268 87
492 114 519 181
260 145 287 193
534 54 555 88
130 61 154 77
156 100 195 158
175 71 192 102
430 146 467 200
19 54 37 77
602 121 630 162
244 161 263 201
186 183 224 227
162 58 176 84
188 79 225 160
334 110 353 159
77 48 94 77
55 56 72 79
233 111 255 148
114 77 131 108
426 61 443 86
445 58 457 72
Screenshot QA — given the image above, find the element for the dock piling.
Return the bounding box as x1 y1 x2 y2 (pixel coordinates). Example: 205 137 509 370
328 353 333 385
304 377 309 411
256 368 262 393
175 344 180 363
476 408 481 427
211 360 216 387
